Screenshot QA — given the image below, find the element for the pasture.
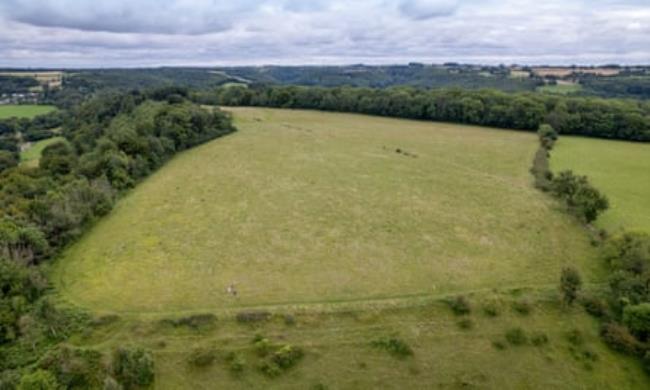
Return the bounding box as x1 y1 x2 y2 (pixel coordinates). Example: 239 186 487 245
52 108 650 388
0 104 56 119
552 137 650 233
20 136 64 167
54 108 598 313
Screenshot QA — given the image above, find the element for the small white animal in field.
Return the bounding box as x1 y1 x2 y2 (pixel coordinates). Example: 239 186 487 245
226 283 238 297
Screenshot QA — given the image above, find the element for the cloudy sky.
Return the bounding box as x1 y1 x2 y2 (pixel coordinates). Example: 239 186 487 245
0 0 649 68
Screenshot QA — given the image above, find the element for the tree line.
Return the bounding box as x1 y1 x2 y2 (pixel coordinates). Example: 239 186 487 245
200 85 650 142
0 87 235 387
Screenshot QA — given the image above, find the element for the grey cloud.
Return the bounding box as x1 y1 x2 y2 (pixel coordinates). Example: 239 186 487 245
1 0 260 35
398 0 459 20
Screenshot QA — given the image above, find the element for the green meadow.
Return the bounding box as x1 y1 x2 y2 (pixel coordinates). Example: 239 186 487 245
54 108 598 313
552 136 650 233
52 108 649 388
20 136 64 167
0 104 55 119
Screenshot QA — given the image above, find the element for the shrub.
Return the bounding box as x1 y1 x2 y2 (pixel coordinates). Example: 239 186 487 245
259 344 304 378
560 267 582 306
492 340 507 350
272 345 304 369
449 296 471 315
512 300 532 316
38 345 104 389
531 332 549 346
370 337 413 358
17 370 59 390
103 376 123 390
600 323 641 355
236 311 271 324
111 347 155 389
161 314 216 329
482 301 500 317
623 303 650 340
566 329 584 346
188 347 216 367
225 352 245 375
581 296 608 318
253 335 273 357
457 318 474 330
505 328 527 345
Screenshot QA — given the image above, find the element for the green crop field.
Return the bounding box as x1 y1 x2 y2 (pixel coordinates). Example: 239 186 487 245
552 137 650 233
20 136 64 167
52 108 649 388
0 104 55 119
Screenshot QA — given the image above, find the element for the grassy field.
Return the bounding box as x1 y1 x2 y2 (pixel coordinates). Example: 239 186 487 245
0 104 55 119
53 108 598 313
537 83 583 95
51 108 649 388
552 137 650 233
20 136 64 167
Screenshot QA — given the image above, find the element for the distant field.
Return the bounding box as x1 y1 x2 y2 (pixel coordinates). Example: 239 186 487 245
537 83 582 95
552 137 650 233
54 108 598 313
20 136 64 167
0 104 55 119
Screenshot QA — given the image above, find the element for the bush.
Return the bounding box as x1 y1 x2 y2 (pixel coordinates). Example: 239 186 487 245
512 300 532 315
560 267 582 306
236 311 271 324
370 337 413 358
188 347 216 367
505 328 527 345
449 296 471 315
492 340 507 350
566 329 584 346
253 335 273 357
17 370 59 390
531 332 549 346
457 318 474 330
600 323 641 355
111 347 155 389
272 345 304 369
581 296 608 318
259 344 304 378
161 313 216 329
38 345 104 389
225 352 245 375
482 301 500 317
623 303 650 340
643 351 650 374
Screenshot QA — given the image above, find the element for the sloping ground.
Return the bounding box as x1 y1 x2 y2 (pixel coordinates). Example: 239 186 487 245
53 108 650 388
551 137 650 233
53 108 598 313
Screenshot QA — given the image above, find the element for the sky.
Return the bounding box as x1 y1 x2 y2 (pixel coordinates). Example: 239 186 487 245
0 0 649 68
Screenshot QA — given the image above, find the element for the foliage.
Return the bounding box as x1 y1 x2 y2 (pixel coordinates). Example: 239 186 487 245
581 296 609 318
600 322 641 355
370 337 413 358
448 296 471 315
211 85 650 142
512 299 533 315
161 314 216 330
505 328 527 345
187 347 216 367
560 267 583 306
623 303 650 341
17 369 59 390
111 347 154 389
259 344 304 378
38 345 104 389
551 171 609 223
530 332 549 346
236 311 271 324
